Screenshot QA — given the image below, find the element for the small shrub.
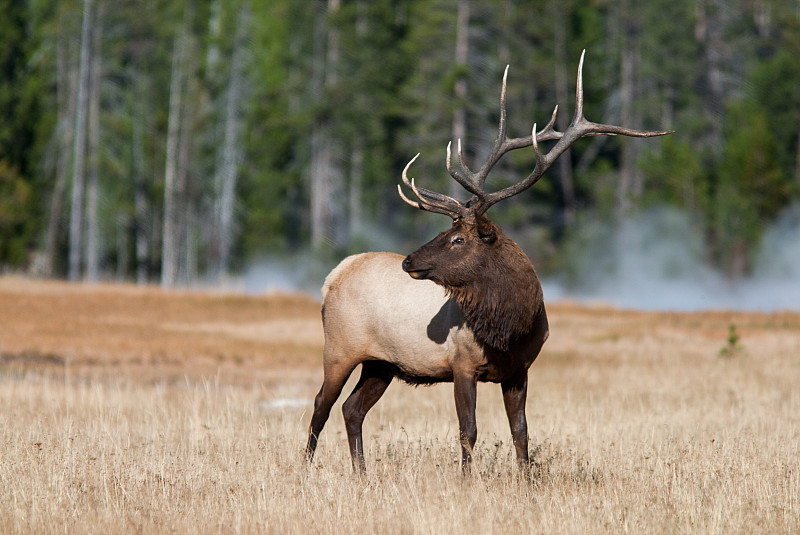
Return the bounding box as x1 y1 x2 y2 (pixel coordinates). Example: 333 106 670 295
719 323 743 358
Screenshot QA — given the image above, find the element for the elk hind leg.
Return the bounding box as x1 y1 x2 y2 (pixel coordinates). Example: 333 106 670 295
342 361 394 473
306 359 359 463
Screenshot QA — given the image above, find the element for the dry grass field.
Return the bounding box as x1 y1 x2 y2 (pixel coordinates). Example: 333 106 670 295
0 276 798 534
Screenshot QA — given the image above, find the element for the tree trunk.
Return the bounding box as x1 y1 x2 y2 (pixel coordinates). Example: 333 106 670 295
132 78 149 284
310 124 337 249
695 0 725 154
115 214 129 281
216 1 250 280
68 0 93 281
309 0 344 250
617 3 642 218
349 143 363 238
41 29 77 278
85 6 103 282
450 0 469 200
206 0 222 72
161 2 191 288
176 68 195 285
552 0 576 226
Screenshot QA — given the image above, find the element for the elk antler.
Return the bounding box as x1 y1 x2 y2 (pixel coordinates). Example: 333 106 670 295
397 154 471 219
398 50 673 220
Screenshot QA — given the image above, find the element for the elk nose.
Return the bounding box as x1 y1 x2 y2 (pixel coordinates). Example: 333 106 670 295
402 256 412 272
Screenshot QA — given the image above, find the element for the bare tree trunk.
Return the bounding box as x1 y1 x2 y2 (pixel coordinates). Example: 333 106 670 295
552 0 576 226
310 125 331 249
450 0 469 200
41 30 77 278
176 69 195 285
310 0 344 250
617 41 635 215
349 143 363 238
85 6 103 282
132 78 149 284
617 3 642 217
216 1 250 280
182 214 198 285
695 0 726 154
348 2 368 241
115 214 129 281
161 2 191 288
206 0 222 72
68 0 93 281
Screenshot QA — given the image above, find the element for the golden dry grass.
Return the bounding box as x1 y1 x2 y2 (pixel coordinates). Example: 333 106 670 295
0 276 798 534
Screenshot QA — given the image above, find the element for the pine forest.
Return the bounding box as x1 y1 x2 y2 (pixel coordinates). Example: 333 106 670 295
1 0 799 305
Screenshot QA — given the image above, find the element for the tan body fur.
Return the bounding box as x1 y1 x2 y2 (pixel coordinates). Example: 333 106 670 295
322 252 482 383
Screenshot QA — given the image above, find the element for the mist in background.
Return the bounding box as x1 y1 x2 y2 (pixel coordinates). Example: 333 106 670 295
236 204 800 313
545 205 800 311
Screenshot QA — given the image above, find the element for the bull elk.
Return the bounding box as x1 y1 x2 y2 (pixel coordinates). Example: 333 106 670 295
305 51 671 474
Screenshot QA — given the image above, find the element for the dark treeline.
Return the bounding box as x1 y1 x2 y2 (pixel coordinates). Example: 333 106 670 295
1 0 798 287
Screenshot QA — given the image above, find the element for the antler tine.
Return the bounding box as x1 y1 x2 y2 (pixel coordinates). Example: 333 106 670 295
471 68 561 190
472 64 512 189
399 154 469 218
540 105 560 139
567 49 673 139
565 50 672 139
446 141 481 196
400 153 420 188
498 65 510 144
397 183 422 210
531 123 544 169
574 49 585 125
456 139 471 179
502 105 562 149
442 65 513 195
410 178 460 207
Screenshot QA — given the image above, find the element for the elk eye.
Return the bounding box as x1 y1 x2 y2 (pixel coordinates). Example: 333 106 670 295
451 236 465 246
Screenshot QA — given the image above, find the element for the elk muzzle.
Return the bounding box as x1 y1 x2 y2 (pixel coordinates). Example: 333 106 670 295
402 255 430 280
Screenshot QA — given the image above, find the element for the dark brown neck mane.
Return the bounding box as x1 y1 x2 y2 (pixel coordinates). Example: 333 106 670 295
444 235 543 352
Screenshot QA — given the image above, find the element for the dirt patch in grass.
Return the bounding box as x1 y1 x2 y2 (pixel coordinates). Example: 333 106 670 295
0 276 323 385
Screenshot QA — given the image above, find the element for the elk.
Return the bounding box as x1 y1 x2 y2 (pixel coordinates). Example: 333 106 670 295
305 51 671 474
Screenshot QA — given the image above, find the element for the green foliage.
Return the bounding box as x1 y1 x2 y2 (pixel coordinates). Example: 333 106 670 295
0 161 34 265
713 99 788 276
0 0 39 176
1 0 800 280
0 0 43 269
749 48 800 188
640 136 708 213
719 323 743 358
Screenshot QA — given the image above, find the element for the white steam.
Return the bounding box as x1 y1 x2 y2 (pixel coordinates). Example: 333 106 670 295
545 205 800 312
237 205 800 312
238 254 326 297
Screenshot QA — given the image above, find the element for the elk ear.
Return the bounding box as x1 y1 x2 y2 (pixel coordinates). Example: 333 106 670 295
476 217 497 244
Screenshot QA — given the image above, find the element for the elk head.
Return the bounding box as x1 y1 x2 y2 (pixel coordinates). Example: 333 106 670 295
399 51 672 289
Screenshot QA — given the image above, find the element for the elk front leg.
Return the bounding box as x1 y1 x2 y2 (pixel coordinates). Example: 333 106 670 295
501 373 529 468
341 361 394 473
453 371 478 474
